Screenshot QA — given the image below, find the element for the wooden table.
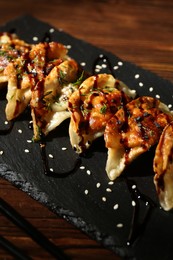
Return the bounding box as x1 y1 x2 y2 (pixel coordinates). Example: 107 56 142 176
0 0 173 259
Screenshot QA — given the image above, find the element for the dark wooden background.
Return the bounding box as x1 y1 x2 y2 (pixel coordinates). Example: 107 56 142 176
0 0 173 259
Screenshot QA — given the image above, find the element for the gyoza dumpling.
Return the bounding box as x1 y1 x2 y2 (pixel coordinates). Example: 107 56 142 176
30 59 81 141
4 40 72 123
104 96 173 180
153 121 173 211
0 32 31 87
68 74 136 153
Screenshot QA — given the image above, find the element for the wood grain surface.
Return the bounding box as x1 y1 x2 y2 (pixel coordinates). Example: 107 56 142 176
0 0 173 259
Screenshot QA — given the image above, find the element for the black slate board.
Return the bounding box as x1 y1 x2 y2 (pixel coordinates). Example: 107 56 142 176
0 16 173 260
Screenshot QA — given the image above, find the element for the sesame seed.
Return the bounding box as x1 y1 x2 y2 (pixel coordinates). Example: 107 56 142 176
96 64 102 69
135 74 140 79
24 149 30 153
102 197 106 202
18 129 22 134
86 170 91 175
33 36 38 41
0 150 4 155
139 82 143 87
80 166 85 170
108 181 114 185
62 147 67 151
113 204 119 210
102 64 107 68
27 140 32 143
106 188 112 193
116 223 123 228
80 62 86 66
66 45 71 49
49 154 54 158
4 121 8 125
96 183 101 188
95 68 100 72
50 168 54 172
49 28 55 33
84 189 89 195
99 54 104 58
156 94 160 99
113 65 119 70
132 200 136 207
149 87 153 92
118 61 123 66
168 104 172 109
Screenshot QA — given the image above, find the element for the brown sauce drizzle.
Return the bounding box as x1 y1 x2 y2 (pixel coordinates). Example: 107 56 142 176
126 179 156 246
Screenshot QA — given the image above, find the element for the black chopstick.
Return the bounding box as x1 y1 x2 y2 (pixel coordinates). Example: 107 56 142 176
0 198 70 260
0 235 32 260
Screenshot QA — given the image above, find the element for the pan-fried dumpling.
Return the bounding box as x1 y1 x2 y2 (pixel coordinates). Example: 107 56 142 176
153 121 173 211
30 59 81 141
0 32 31 87
104 96 173 180
68 74 136 153
4 40 75 124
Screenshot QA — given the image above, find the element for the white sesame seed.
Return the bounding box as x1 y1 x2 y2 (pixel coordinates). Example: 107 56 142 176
66 45 71 49
24 149 30 153
33 36 38 41
116 223 123 228
80 166 85 170
102 64 107 68
108 181 114 185
113 65 119 70
49 28 55 33
18 129 22 134
80 62 86 67
95 68 100 72
27 140 32 143
132 184 136 189
96 64 102 69
96 182 101 188
4 121 8 125
156 94 160 99
0 150 4 155
135 74 140 79
61 147 67 151
84 189 89 195
118 61 123 66
149 87 153 92
102 197 106 202
106 188 112 193
50 168 54 172
113 204 119 210
168 104 172 109
99 54 104 58
49 154 54 158
86 170 91 175
139 82 144 87
132 200 136 207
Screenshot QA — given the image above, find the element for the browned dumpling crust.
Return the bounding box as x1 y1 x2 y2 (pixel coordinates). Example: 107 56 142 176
68 74 136 153
104 96 173 180
0 32 31 87
153 121 173 211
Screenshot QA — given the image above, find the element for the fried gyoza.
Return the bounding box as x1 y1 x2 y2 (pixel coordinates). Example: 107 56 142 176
104 96 173 180
31 59 81 141
153 121 173 211
0 32 31 87
68 74 136 153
